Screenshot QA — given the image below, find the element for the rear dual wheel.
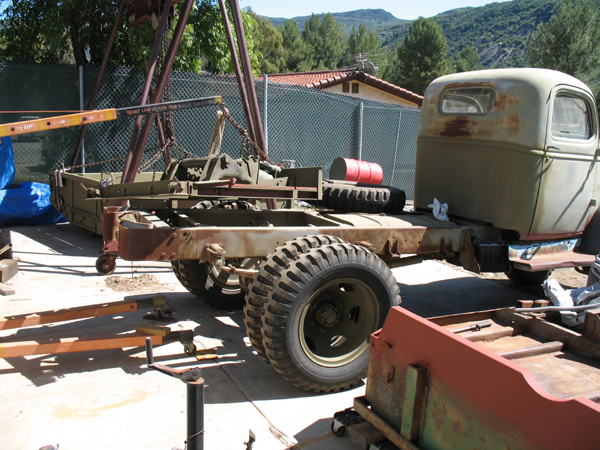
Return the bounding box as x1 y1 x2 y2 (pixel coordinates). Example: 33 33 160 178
245 236 401 393
243 235 347 362
172 259 246 310
171 200 259 310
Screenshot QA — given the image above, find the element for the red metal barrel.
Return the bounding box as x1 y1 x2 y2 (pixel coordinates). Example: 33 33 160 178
330 157 383 185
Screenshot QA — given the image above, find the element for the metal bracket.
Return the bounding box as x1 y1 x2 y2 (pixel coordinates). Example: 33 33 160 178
383 240 402 259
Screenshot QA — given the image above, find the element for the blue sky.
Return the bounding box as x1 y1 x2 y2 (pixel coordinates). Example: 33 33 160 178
239 1 511 20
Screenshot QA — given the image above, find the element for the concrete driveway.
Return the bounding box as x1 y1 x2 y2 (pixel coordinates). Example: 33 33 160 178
0 223 538 450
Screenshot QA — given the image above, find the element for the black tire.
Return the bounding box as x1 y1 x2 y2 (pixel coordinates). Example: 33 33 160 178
315 180 406 214
261 242 401 393
505 268 551 286
192 199 260 211
243 235 347 362
175 259 246 310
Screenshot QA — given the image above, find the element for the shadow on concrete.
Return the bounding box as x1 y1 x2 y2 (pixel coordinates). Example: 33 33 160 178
8 222 102 257
0 274 542 401
0 292 323 401
396 276 539 318
293 417 364 450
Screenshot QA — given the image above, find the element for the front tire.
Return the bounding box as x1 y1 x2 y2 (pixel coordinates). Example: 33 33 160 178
261 242 400 393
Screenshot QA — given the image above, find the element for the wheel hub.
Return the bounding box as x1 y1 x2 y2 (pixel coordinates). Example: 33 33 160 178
313 301 341 327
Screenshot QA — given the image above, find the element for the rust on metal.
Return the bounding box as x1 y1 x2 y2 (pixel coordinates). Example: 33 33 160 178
439 117 474 138
511 252 596 271
102 206 124 253
353 396 420 450
365 307 600 450
116 219 465 262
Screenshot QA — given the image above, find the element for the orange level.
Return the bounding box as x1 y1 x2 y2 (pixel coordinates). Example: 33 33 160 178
0 96 222 138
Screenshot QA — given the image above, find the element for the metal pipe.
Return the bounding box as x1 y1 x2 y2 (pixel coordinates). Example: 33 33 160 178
121 0 195 184
69 0 128 170
391 111 402 185
78 65 85 172
217 0 256 145
187 379 205 450
229 0 267 155
357 101 364 161
263 74 268 154
515 303 600 313
122 0 173 180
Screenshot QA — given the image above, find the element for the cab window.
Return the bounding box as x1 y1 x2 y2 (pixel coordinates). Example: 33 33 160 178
551 93 593 140
440 87 495 115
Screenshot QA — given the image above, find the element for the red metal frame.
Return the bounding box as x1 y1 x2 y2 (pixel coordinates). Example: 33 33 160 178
365 306 600 450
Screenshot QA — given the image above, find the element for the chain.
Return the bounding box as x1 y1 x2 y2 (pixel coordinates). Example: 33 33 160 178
139 145 168 172
219 103 273 164
61 156 126 172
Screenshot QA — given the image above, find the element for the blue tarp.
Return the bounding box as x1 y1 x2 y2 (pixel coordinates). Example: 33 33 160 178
0 182 63 227
0 136 15 190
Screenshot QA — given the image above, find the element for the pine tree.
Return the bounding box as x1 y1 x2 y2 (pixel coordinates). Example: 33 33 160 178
384 17 448 94
528 0 600 82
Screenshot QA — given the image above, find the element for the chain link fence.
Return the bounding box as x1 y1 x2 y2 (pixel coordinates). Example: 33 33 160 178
0 60 420 199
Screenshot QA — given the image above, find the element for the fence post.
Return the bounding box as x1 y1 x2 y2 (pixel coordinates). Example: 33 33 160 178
391 111 403 186
78 65 85 172
263 74 268 154
357 101 364 161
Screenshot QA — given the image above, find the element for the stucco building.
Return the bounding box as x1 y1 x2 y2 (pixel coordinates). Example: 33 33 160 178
261 70 423 109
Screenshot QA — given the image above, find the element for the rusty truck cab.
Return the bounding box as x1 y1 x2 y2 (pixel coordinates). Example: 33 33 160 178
414 68 599 242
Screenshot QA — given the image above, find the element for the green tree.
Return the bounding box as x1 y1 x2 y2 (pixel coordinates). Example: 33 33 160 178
528 0 600 82
384 17 448 94
248 10 285 73
301 13 345 70
454 46 483 73
346 24 385 70
347 24 381 56
281 19 313 72
0 0 259 74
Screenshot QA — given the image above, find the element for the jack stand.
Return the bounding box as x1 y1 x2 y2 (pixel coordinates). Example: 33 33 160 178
145 337 204 450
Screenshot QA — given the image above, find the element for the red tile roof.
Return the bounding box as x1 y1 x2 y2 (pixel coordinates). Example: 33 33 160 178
261 70 423 106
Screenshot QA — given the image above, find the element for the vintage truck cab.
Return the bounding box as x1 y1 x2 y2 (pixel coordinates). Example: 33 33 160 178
415 68 599 278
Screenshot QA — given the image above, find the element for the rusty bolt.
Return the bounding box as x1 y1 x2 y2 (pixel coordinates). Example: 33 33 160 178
172 232 177 238
161 252 167 258
170 253 176 260
319 327 327 334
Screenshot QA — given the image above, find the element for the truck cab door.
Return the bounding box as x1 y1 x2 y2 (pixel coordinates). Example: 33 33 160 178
529 85 599 238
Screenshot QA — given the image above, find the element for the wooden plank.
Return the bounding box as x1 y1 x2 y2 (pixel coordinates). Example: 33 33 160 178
0 299 151 330
0 282 15 296
348 422 384 446
0 259 17 283
0 333 163 358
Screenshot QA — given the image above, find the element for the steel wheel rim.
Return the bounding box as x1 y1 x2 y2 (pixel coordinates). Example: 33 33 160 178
299 277 380 367
204 259 244 290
